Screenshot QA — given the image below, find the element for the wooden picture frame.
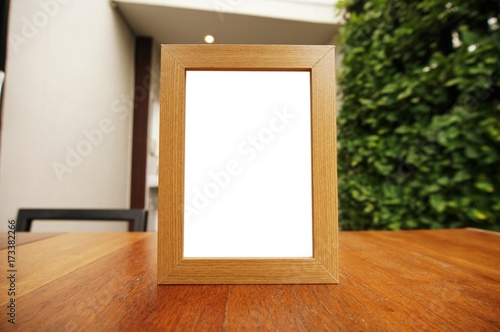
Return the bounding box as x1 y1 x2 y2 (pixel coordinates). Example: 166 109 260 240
158 45 338 284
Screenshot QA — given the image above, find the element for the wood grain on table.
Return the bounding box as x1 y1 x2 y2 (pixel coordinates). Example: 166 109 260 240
0 229 498 331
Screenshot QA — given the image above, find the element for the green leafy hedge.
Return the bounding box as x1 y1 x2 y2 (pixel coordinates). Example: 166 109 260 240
337 0 500 230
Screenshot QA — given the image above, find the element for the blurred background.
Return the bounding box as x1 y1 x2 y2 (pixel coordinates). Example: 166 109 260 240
0 0 342 232
0 0 498 232
337 0 499 231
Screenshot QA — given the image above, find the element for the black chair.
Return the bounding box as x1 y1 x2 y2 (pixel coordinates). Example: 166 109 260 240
15 209 148 232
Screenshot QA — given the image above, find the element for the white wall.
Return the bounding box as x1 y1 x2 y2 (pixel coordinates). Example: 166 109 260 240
0 0 135 231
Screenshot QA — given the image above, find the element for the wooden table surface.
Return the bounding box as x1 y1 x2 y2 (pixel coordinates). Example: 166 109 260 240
0 228 499 331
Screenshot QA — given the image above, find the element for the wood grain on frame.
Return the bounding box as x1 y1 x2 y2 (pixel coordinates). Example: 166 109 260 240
158 45 337 284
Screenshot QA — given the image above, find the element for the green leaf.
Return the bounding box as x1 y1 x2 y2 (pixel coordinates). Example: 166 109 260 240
395 125 415 134
430 194 446 213
453 170 471 182
351 190 368 202
381 83 398 94
364 204 374 213
422 184 440 194
465 146 480 159
396 87 413 100
436 177 450 186
475 182 494 193
374 161 392 174
406 220 418 228
445 78 466 87
471 209 488 220
388 222 401 230
359 98 377 109
474 179 494 193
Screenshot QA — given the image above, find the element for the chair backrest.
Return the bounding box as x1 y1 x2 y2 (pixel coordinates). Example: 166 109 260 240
16 209 148 232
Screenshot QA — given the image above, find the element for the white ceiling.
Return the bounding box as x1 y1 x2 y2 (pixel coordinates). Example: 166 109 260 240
113 0 343 45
